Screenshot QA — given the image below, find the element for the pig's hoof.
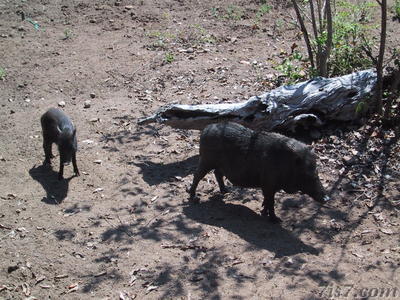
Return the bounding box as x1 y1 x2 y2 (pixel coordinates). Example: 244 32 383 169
268 216 282 223
261 210 282 223
188 195 200 203
220 187 229 194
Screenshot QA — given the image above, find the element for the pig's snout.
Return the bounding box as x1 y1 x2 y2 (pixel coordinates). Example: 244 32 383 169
315 193 330 204
315 194 331 209
322 195 330 202
307 177 329 205
319 194 330 204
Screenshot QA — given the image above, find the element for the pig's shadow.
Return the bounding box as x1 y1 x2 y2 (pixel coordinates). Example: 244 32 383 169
183 197 322 257
29 164 72 204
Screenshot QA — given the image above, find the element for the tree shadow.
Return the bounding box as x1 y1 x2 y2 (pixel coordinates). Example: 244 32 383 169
80 269 123 293
100 122 160 150
133 155 199 186
321 122 398 215
53 229 76 241
183 198 322 258
99 201 203 245
278 123 399 294
29 164 73 204
154 251 228 299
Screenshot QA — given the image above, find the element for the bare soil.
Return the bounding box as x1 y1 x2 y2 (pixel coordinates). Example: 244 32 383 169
0 1 399 299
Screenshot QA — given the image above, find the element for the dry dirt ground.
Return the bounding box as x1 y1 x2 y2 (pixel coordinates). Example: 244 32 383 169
0 0 400 299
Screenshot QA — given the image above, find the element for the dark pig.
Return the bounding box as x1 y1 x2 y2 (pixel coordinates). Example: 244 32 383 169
189 122 329 222
41 108 79 180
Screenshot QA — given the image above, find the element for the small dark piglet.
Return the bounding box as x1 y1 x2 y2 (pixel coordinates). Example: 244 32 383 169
41 108 79 180
189 122 329 222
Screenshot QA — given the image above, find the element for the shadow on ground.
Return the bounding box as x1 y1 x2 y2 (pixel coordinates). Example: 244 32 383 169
29 164 73 204
133 155 199 185
100 123 161 150
183 197 322 258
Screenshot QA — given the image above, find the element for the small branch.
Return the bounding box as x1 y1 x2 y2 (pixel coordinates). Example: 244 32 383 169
316 0 323 34
297 4 313 24
309 0 319 40
360 36 378 65
291 0 315 69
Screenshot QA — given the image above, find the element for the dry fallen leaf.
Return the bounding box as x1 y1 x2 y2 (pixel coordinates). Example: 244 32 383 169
371 130 379 137
129 274 137 286
380 228 394 235
68 283 78 289
35 275 46 285
66 284 79 294
352 252 364 258
40 284 51 289
146 285 158 293
361 229 373 234
351 149 358 155
93 187 104 193
0 285 9 292
120 291 129 300
0 224 12 230
373 213 385 222
22 282 30 296
94 271 107 277
120 291 136 300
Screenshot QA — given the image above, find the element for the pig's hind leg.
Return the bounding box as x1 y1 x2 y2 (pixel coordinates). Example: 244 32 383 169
261 188 281 223
188 159 213 201
72 153 80 177
214 169 228 194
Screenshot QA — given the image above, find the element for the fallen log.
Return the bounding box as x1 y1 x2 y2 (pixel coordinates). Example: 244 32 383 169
138 69 377 132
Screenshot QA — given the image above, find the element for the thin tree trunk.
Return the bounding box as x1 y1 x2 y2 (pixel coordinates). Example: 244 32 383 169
291 0 315 69
383 69 400 119
309 0 319 40
317 0 323 34
318 0 333 77
376 0 387 115
309 0 321 74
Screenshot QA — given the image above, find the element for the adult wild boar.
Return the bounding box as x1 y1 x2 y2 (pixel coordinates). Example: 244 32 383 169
41 108 79 180
189 122 328 222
